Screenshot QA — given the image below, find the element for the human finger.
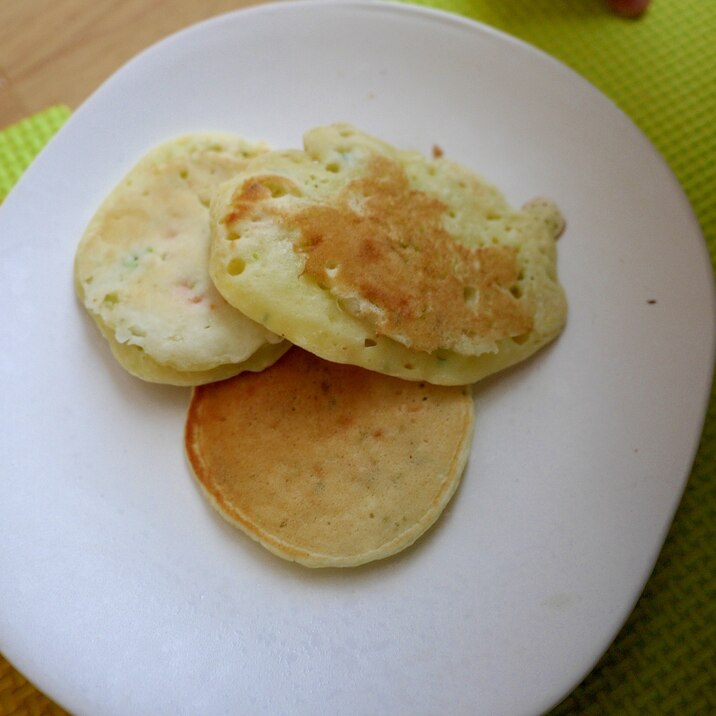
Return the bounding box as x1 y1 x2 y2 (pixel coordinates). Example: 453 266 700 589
608 0 651 17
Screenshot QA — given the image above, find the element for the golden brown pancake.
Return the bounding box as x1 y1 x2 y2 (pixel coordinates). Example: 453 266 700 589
185 348 474 567
210 124 566 385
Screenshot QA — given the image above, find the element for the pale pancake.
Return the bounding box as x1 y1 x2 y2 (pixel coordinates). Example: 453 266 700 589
210 124 566 385
185 348 474 568
91 313 288 387
74 133 287 385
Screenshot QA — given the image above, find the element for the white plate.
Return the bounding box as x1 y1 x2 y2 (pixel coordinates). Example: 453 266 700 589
1 2 714 714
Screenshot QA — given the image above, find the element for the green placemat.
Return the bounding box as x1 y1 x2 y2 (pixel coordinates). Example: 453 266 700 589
1 2 714 714
400 1 716 713
0 105 71 201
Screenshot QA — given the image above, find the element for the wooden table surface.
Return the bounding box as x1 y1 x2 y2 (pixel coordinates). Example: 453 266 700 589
0 0 271 129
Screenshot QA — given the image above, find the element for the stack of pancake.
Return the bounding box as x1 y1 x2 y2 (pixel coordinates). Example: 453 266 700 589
74 124 566 567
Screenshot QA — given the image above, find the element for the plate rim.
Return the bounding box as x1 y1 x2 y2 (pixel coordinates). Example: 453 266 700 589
1 1 714 715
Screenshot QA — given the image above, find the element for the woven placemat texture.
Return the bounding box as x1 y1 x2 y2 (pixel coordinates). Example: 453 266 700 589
1 1 714 713
0 660 67 716
0 106 70 202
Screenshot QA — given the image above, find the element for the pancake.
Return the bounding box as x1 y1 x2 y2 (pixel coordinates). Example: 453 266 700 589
185 348 474 568
209 124 566 385
91 314 288 387
74 132 288 385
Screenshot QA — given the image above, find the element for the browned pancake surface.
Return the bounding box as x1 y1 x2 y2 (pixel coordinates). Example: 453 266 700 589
209 125 566 385
225 155 532 354
185 348 474 567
